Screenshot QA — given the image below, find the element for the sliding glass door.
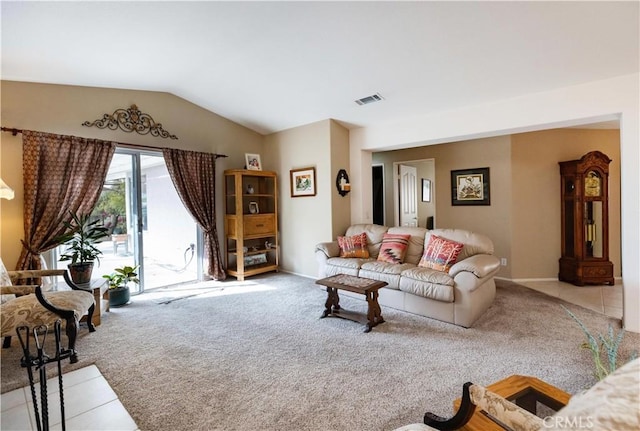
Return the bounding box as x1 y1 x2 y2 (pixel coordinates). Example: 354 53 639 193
57 149 201 292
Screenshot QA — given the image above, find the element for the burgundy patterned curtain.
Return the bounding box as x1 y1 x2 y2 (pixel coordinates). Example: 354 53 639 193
162 148 226 280
17 131 116 270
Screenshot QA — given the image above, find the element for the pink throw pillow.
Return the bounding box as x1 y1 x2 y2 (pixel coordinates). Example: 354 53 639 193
418 234 464 273
337 232 369 258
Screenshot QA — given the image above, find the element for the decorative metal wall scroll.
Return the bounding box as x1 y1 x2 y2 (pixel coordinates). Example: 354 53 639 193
82 104 178 139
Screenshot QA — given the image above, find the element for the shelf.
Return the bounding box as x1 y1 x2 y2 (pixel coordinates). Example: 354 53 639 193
224 169 279 281
226 194 275 198
228 247 277 256
226 263 278 279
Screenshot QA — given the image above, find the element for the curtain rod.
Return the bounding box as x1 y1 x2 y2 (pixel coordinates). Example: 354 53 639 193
115 142 228 159
1 127 22 136
1 127 228 159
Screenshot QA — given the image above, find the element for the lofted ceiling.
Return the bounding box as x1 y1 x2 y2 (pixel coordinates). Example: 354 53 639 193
1 1 636 135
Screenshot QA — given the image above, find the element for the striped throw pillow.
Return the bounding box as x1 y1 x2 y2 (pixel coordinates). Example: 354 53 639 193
377 233 411 264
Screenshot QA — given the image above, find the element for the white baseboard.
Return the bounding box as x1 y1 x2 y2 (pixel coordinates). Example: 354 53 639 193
500 276 623 284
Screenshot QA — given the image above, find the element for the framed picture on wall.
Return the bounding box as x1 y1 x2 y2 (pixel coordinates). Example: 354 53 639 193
421 179 431 202
451 167 490 206
290 167 316 197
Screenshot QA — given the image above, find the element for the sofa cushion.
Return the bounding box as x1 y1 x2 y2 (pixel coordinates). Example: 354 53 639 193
361 261 415 275
419 234 464 273
360 261 415 290
326 257 373 271
399 269 455 302
377 233 411 264
401 267 455 286
337 232 369 258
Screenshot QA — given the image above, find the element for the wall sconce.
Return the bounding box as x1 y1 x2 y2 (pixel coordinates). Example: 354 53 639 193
336 169 351 197
0 178 15 200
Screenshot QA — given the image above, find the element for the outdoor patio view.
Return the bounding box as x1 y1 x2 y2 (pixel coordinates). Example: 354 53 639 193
54 152 200 292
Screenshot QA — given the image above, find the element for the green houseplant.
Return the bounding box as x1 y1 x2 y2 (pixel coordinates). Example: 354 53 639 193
56 211 110 284
103 265 139 307
562 305 637 381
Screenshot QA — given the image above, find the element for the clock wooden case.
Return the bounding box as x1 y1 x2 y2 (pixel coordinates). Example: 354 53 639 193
558 151 614 286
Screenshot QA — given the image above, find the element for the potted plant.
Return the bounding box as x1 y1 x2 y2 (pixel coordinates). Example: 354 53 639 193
56 211 110 284
103 265 139 307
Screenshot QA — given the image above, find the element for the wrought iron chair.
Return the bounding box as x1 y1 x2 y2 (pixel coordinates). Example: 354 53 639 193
1 259 96 363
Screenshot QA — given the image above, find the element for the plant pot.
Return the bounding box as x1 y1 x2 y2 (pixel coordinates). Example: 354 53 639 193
109 285 130 307
68 262 94 284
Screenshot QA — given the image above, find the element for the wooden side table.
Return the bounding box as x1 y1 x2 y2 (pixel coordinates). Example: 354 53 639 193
453 375 571 431
68 279 108 327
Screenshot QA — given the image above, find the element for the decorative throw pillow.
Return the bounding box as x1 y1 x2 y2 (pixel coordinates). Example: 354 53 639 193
337 232 369 258
0 257 16 304
419 234 464 273
377 233 411 264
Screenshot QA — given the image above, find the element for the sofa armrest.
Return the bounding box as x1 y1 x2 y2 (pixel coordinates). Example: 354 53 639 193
315 241 340 259
449 254 500 278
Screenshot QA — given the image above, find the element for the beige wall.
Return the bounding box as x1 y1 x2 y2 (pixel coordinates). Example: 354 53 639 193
511 128 621 279
265 119 351 277
329 120 351 239
373 136 513 277
371 130 621 281
265 120 333 277
350 74 639 332
0 80 263 270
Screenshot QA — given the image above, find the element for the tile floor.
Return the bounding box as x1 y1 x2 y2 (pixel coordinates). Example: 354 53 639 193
0 279 622 430
516 279 623 319
1 365 138 431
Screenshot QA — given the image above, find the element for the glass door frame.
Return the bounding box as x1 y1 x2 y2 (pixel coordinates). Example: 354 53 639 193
112 147 205 294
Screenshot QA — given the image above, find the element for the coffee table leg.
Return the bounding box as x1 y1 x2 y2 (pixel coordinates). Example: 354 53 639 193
321 287 340 318
364 290 384 332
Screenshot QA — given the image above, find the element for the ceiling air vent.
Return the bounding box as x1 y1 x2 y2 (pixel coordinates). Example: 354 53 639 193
355 93 384 106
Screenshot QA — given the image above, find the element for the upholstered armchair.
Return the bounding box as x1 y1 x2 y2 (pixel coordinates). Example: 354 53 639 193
1 258 96 363
394 358 640 431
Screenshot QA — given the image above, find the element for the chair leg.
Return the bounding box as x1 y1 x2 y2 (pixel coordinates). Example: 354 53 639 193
85 304 96 332
64 317 79 364
3 336 11 348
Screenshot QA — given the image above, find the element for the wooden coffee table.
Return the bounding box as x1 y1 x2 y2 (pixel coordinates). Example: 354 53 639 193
315 274 387 332
453 375 571 431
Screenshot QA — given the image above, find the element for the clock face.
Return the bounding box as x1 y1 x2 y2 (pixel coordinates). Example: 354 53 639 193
585 171 601 197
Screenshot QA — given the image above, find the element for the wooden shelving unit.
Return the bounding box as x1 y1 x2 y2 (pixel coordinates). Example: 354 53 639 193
224 169 278 280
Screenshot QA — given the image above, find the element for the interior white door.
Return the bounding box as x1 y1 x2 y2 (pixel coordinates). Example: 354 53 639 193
399 164 418 227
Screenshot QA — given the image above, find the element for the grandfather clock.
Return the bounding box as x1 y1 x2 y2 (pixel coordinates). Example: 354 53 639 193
559 151 614 285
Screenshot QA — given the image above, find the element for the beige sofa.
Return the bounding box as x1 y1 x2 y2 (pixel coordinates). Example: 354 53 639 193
315 224 500 328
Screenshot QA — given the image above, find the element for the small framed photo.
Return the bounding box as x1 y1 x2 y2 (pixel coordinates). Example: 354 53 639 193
248 201 259 214
245 153 262 171
290 167 316 197
421 179 431 202
451 167 490 206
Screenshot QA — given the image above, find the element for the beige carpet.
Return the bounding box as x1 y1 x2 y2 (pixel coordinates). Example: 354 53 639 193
2 273 638 431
